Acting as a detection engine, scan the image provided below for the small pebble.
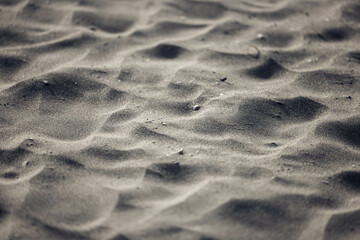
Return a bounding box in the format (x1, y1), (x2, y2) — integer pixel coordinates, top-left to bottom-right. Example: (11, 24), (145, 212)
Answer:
(161, 122), (167, 126)
(220, 77), (227, 82)
(22, 161), (30, 167)
(268, 142), (278, 147)
(307, 58), (318, 63)
(257, 33), (265, 40)
(178, 149), (184, 155)
(193, 105), (201, 111)
(247, 46), (260, 58)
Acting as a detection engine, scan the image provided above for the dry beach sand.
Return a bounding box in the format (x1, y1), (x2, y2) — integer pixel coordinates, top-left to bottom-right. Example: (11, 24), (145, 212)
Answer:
(0, 0), (360, 239)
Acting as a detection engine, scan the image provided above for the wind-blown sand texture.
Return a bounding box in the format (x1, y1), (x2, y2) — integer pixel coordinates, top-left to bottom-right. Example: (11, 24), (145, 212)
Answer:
(0, 0), (360, 239)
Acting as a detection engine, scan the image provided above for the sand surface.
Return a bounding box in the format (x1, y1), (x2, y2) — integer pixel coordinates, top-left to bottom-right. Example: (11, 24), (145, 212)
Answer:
(0, 0), (360, 239)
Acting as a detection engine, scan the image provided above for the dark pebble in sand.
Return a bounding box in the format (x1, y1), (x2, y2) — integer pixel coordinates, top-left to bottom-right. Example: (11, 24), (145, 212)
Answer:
(193, 105), (201, 111)
(267, 142), (278, 147)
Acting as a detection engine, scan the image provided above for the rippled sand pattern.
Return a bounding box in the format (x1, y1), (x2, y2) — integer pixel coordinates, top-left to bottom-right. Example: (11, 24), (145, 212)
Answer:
(0, 0), (360, 239)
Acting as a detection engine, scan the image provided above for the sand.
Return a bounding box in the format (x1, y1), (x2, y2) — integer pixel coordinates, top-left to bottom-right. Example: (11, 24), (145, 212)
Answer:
(0, 0), (359, 239)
